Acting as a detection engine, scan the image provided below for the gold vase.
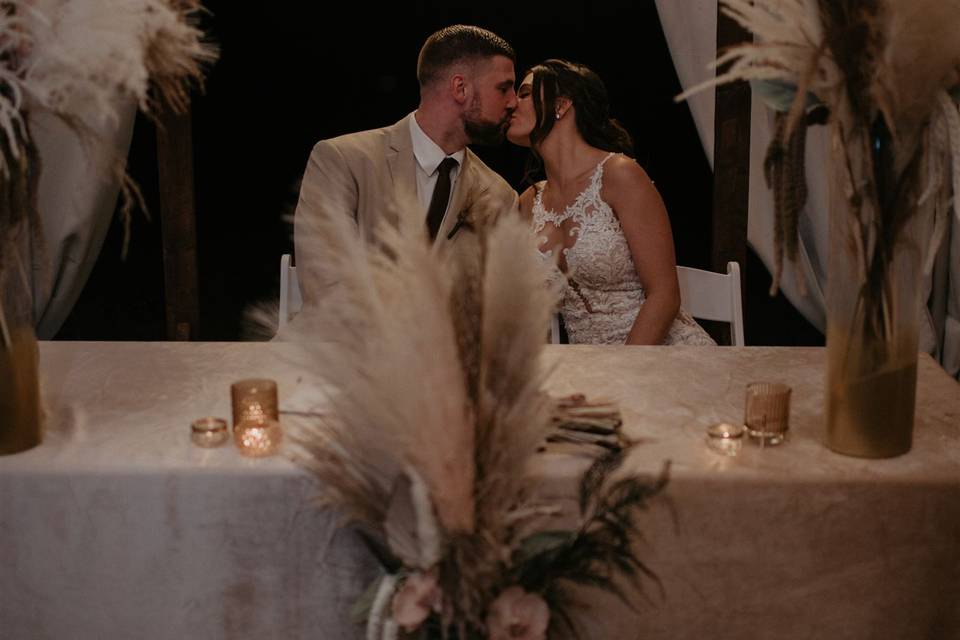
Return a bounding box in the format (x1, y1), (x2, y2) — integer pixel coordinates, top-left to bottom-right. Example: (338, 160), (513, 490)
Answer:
(0, 326), (42, 455)
(824, 121), (933, 458)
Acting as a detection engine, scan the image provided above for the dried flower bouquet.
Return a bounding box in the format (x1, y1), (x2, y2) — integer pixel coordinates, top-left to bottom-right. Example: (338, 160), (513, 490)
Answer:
(0, 0), (215, 454)
(680, 0), (960, 455)
(287, 208), (669, 639)
(683, 0), (960, 365)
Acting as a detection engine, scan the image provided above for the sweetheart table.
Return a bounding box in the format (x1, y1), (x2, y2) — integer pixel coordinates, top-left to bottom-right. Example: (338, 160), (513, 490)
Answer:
(1, 342), (958, 639)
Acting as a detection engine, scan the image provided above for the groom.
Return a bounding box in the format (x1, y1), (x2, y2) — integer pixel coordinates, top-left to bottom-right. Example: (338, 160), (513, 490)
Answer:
(293, 24), (520, 310)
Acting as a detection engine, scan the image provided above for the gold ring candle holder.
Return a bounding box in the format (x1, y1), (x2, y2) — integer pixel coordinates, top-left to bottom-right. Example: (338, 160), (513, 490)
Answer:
(190, 417), (229, 448)
(705, 422), (745, 456)
(234, 418), (283, 457)
(230, 379), (279, 427)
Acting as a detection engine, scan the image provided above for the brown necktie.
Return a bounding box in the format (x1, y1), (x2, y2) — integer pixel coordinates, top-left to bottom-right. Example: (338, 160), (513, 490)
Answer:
(426, 157), (458, 240)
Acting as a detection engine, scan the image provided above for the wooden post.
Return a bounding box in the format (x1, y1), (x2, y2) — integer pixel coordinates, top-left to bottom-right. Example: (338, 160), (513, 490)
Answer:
(156, 99), (199, 341)
(711, 9), (751, 276)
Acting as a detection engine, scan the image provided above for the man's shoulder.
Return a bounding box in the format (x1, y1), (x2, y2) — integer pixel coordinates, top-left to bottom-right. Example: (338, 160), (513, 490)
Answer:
(312, 117), (408, 158)
(463, 148), (514, 197)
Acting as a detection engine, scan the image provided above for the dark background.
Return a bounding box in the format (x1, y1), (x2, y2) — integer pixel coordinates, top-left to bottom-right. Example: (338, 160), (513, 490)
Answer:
(55, 1), (823, 346)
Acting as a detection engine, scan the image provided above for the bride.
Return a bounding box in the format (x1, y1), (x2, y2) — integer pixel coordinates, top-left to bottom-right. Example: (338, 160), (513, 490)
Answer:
(506, 59), (715, 346)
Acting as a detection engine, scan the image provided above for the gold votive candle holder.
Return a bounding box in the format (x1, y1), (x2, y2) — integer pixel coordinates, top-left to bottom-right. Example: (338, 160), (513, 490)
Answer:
(744, 382), (792, 446)
(230, 379), (279, 427)
(234, 418), (283, 457)
(190, 417), (229, 448)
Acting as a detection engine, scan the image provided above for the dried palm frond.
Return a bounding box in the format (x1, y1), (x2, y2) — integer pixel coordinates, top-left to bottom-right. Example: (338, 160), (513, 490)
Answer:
(920, 96), (955, 281)
(675, 0), (837, 109)
(383, 467), (443, 570)
(511, 452), (671, 639)
(764, 110), (808, 295)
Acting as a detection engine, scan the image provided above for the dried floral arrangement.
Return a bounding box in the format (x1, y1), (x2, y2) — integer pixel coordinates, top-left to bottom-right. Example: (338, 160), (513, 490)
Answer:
(680, 0), (960, 372)
(0, 0), (216, 339)
(286, 209), (669, 640)
(0, 0), (216, 452)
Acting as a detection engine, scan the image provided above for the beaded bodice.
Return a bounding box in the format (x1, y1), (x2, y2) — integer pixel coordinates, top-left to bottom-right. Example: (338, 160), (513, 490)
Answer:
(532, 153), (713, 346)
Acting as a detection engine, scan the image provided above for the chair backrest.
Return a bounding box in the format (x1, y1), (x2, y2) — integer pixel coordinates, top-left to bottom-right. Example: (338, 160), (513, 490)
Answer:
(549, 312), (561, 344)
(278, 253), (302, 330)
(676, 261), (744, 346)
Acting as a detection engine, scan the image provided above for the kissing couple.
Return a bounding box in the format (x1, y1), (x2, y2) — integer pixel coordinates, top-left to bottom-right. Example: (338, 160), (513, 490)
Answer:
(292, 24), (713, 346)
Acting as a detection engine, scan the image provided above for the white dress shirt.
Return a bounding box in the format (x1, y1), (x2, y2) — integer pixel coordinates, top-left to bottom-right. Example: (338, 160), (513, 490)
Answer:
(409, 112), (465, 221)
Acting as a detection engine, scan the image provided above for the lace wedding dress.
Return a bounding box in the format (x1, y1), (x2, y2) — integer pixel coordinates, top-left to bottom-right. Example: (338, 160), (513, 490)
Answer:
(533, 153), (715, 346)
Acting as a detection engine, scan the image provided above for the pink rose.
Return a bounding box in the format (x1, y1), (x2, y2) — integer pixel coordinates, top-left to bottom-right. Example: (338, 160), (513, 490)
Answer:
(485, 586), (550, 640)
(391, 570), (441, 632)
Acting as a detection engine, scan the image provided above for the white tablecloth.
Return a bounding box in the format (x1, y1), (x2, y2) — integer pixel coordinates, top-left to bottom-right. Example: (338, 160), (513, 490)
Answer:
(2, 343), (959, 639)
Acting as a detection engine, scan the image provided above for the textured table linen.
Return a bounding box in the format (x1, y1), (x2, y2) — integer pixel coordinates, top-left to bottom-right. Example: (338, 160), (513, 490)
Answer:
(2, 342), (959, 639)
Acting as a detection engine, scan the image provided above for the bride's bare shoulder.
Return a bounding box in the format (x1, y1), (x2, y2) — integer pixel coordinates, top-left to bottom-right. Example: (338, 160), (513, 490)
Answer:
(602, 155), (655, 191)
(601, 155), (666, 215)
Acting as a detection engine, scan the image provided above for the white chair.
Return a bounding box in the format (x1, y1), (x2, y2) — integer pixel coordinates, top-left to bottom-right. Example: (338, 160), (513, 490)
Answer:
(549, 261), (745, 346)
(278, 253), (302, 330)
(677, 261), (744, 346)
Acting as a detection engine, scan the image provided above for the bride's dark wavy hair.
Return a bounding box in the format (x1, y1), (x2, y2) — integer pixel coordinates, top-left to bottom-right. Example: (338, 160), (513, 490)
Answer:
(523, 59), (634, 184)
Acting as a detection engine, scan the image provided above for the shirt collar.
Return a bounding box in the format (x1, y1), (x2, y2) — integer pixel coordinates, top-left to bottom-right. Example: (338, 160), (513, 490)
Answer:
(409, 112), (465, 176)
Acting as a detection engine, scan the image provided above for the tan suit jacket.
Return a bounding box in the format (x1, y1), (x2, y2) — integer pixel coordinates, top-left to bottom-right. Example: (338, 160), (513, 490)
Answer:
(293, 114), (519, 308)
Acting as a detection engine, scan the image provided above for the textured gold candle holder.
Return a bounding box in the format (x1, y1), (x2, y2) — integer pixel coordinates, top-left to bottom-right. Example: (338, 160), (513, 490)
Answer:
(230, 379), (278, 427)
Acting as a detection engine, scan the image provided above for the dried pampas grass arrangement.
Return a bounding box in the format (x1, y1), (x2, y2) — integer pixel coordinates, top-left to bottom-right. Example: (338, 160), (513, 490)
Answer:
(681, 0), (960, 365)
(0, 0), (216, 452)
(286, 207), (669, 639)
(11, 0), (217, 255)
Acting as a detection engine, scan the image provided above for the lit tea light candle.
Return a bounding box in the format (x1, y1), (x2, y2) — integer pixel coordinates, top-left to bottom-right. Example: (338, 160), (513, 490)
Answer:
(705, 422), (745, 457)
(234, 418), (283, 457)
(190, 417), (229, 448)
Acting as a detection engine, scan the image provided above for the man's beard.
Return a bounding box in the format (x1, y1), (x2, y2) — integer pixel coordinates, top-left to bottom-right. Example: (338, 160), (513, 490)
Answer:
(463, 98), (511, 146)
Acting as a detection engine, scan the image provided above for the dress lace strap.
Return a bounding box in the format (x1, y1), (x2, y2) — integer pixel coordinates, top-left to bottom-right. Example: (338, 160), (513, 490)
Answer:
(584, 152), (617, 201)
(598, 151), (617, 167)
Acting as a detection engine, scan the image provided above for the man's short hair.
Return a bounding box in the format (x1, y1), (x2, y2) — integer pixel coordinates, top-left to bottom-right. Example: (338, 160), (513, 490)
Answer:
(416, 25), (515, 89)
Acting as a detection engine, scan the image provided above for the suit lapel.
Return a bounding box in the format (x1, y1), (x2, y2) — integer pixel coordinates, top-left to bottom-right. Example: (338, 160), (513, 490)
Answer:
(438, 150), (490, 243)
(386, 116), (421, 233)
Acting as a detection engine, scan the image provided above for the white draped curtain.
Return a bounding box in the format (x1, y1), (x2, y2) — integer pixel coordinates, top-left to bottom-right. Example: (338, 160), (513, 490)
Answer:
(30, 98), (137, 339)
(654, 0), (960, 378)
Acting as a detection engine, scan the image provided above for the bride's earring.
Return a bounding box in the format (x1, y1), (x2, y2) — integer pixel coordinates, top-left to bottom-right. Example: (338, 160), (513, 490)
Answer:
(555, 112), (561, 120)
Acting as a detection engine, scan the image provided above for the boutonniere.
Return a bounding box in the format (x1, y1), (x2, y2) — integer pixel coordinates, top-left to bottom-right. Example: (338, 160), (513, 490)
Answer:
(445, 200), (476, 240)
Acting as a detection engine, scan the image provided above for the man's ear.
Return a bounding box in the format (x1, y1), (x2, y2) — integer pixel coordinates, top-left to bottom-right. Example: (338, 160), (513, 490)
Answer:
(450, 73), (469, 106)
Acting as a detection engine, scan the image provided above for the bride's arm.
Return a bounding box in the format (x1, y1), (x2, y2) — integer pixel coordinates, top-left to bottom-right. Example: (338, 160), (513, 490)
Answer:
(602, 157), (681, 345)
